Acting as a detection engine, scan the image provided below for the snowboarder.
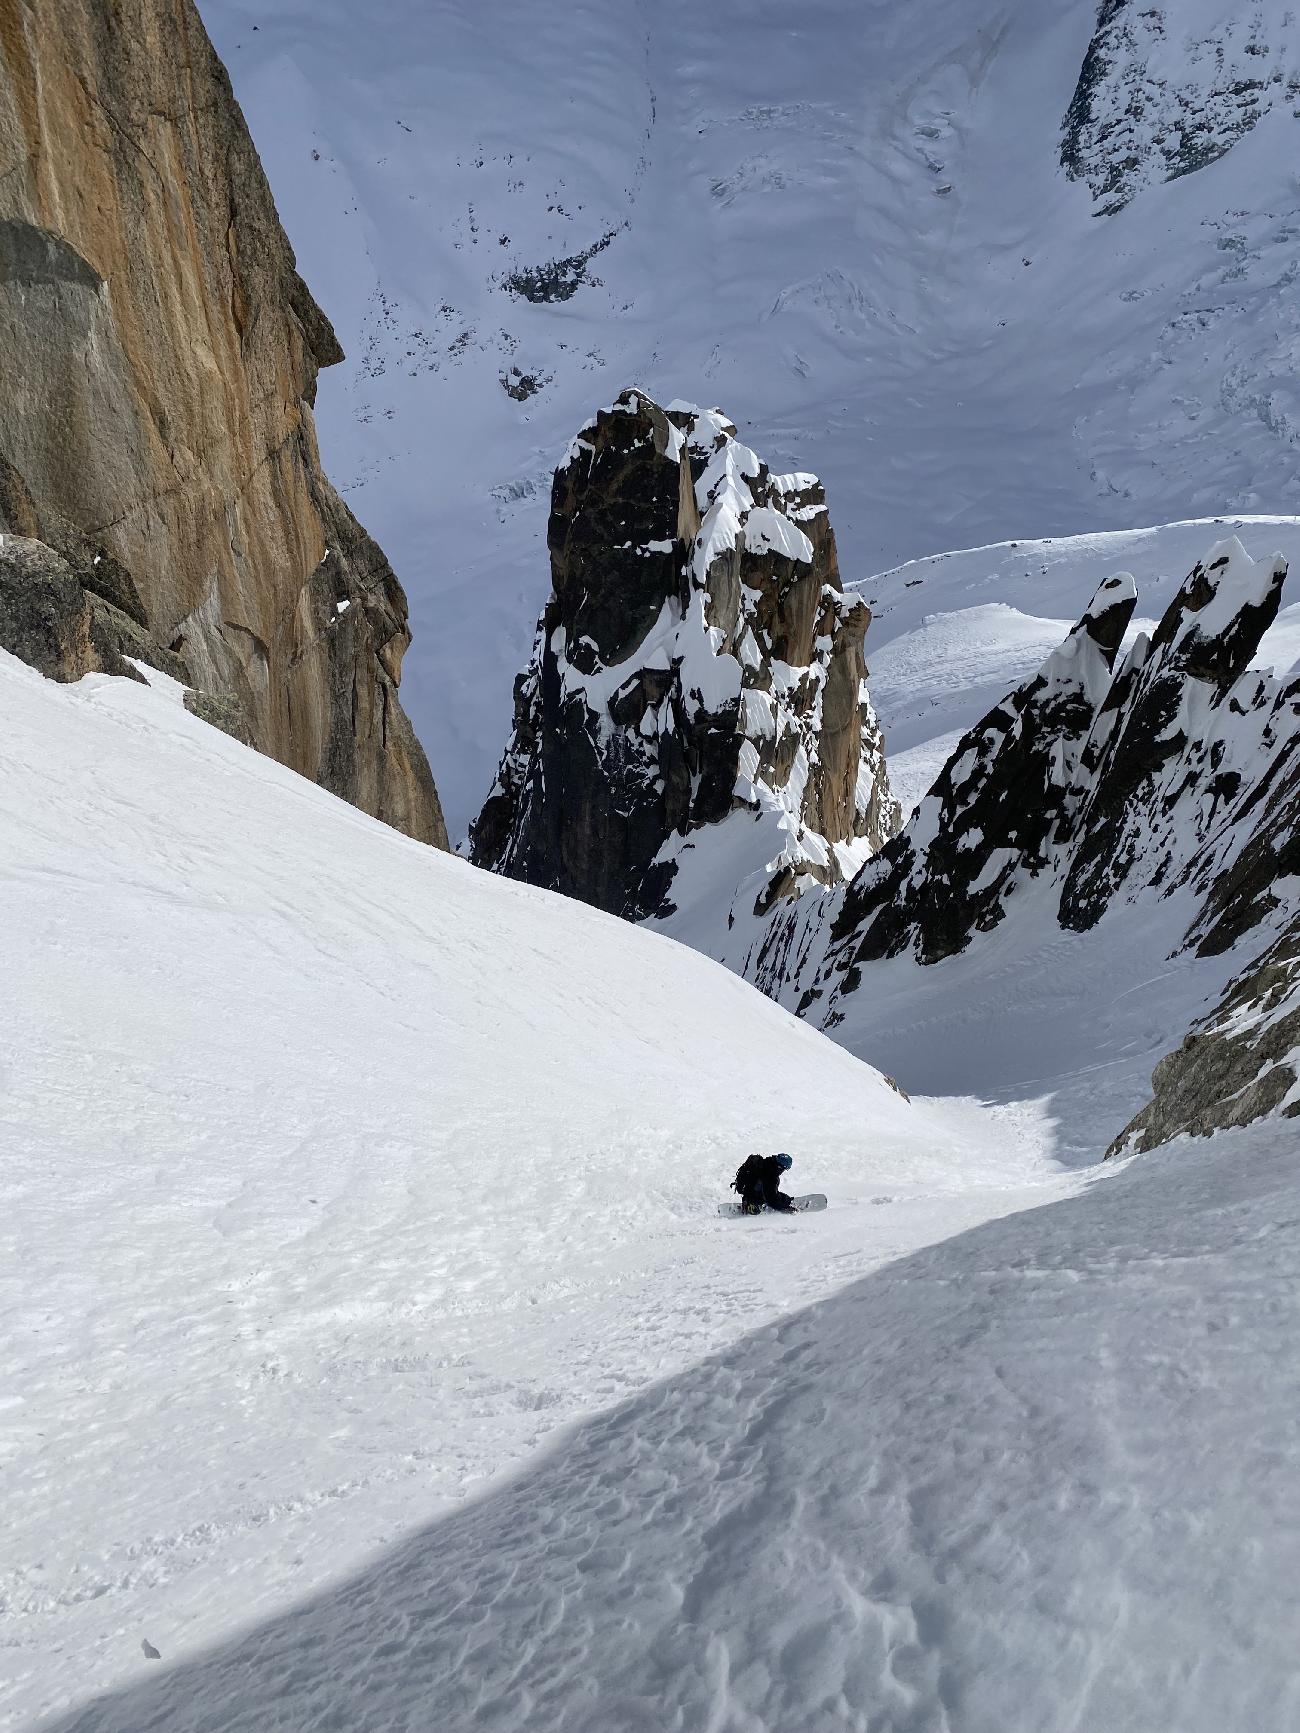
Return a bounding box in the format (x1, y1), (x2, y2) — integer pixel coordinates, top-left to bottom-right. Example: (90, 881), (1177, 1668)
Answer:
(732, 1151), (795, 1215)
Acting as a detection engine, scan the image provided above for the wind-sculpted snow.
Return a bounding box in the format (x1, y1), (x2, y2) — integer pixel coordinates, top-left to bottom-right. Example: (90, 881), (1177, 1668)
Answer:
(470, 389), (898, 933)
(43, 1132), (1300, 1733)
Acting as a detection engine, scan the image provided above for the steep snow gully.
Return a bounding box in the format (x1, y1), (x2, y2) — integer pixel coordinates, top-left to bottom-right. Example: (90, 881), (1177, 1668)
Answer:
(7, 598), (1300, 1730)
(0, 651), (1065, 1729)
(7, 0), (1300, 1726)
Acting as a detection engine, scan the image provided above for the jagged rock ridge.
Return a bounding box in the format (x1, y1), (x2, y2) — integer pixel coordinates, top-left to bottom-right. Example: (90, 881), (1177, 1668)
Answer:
(789, 538), (1285, 1004)
(0, 0), (445, 845)
(470, 389), (899, 927)
(748, 534), (1300, 1152)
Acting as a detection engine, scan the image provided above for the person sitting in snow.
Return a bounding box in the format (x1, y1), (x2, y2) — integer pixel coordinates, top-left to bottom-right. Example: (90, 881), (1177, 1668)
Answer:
(732, 1151), (795, 1214)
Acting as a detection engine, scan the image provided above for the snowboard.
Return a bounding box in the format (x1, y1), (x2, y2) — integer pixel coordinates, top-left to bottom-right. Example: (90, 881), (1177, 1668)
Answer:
(718, 1193), (827, 1217)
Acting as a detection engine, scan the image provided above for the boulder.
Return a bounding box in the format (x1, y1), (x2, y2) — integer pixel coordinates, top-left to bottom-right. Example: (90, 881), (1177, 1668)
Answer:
(1108, 913), (1300, 1156)
(0, 535), (136, 683)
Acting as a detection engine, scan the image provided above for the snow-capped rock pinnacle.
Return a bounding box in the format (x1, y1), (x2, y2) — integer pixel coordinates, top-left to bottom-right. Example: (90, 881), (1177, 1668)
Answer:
(470, 389), (899, 924)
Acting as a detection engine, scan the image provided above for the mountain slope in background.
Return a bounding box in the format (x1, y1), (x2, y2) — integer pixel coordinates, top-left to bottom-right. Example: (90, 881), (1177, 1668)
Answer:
(204, 0), (1300, 833)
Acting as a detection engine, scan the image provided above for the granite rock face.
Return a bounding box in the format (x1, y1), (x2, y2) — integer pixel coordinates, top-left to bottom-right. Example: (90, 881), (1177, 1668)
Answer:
(0, 0), (445, 845)
(470, 390), (898, 929)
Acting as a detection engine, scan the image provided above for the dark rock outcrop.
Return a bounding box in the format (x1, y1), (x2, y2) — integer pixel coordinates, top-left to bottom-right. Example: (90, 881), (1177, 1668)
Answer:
(1060, 541), (1286, 930)
(470, 390), (899, 928)
(812, 571), (1138, 975)
(0, 0), (445, 846)
(0, 535), (134, 683)
(1108, 911), (1300, 1156)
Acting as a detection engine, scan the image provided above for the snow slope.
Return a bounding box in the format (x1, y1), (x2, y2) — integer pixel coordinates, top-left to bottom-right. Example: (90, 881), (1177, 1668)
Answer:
(201, 0), (1300, 835)
(0, 650), (1065, 1728)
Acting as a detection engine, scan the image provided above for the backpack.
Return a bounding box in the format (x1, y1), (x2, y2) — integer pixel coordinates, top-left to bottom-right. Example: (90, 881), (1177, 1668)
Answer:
(732, 1153), (766, 1200)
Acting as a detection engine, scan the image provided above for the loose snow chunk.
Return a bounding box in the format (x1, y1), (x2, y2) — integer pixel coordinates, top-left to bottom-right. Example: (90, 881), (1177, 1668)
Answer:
(695, 441), (763, 516)
(735, 740), (762, 795)
(1082, 570), (1139, 618)
(562, 435), (596, 469)
(744, 507), (814, 564)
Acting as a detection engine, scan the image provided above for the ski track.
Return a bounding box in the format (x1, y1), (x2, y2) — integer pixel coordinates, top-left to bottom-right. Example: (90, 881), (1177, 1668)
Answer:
(38, 1132), (1300, 1733)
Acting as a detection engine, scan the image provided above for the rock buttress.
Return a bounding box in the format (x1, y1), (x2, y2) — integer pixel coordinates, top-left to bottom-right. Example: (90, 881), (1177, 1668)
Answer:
(0, 0), (445, 845)
(470, 389), (898, 927)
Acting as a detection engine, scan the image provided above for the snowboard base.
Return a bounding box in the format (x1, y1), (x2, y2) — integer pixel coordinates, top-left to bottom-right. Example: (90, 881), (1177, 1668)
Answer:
(718, 1192), (827, 1217)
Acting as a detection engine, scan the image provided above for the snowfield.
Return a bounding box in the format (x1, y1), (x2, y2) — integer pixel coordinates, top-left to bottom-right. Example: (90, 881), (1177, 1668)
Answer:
(6, 634), (1300, 1728)
(43, 1132), (1300, 1733)
(0, 651), (1065, 1728)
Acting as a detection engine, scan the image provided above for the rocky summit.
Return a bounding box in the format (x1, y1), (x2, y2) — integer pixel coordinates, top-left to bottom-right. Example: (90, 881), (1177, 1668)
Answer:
(470, 389), (898, 930)
(0, 0), (445, 846)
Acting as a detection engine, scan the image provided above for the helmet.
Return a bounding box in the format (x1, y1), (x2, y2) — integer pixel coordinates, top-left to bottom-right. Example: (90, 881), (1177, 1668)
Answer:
(775, 1152), (793, 1171)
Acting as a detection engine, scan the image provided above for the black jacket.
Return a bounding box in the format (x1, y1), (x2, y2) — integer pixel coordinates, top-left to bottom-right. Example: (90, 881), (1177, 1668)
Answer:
(737, 1154), (794, 1212)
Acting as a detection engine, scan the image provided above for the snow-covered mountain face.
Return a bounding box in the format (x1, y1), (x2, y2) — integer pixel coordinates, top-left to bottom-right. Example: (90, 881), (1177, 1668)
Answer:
(1063, 0), (1300, 212)
(202, 0), (1300, 836)
(470, 389), (897, 928)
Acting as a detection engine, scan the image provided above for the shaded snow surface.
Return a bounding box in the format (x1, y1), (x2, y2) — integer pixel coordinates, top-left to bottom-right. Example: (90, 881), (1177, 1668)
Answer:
(39, 1127), (1300, 1733)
